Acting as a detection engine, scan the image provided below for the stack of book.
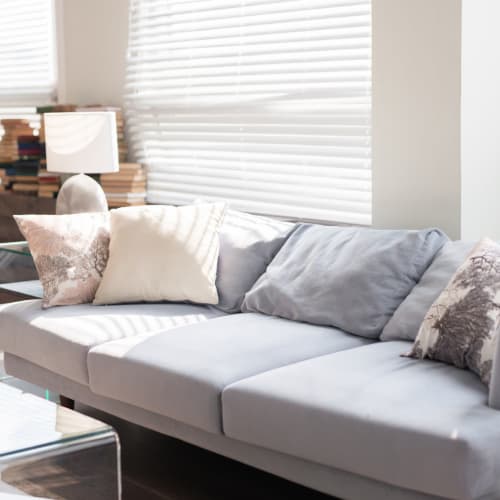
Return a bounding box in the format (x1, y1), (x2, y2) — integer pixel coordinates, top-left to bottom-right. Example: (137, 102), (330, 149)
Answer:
(10, 135), (41, 195)
(38, 165), (61, 198)
(100, 163), (146, 208)
(76, 106), (128, 162)
(0, 119), (34, 164)
(17, 135), (41, 160)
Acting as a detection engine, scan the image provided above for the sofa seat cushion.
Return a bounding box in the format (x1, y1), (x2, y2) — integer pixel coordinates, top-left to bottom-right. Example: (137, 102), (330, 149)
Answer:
(0, 300), (222, 385)
(87, 313), (372, 434)
(222, 341), (500, 500)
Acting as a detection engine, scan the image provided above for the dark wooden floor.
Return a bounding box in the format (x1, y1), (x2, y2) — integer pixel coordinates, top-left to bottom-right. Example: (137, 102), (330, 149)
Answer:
(78, 403), (334, 500)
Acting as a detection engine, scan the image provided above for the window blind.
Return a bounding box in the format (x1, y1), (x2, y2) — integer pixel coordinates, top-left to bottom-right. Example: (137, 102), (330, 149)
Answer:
(126, 0), (372, 224)
(0, 0), (56, 105)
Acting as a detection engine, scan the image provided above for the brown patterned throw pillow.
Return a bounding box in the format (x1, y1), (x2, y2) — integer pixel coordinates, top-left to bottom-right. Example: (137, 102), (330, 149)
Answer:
(407, 238), (500, 386)
(15, 213), (110, 308)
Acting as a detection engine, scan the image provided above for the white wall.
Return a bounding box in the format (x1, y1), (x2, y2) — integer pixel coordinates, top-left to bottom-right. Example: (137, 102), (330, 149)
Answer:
(56, 0), (129, 106)
(372, 0), (462, 239)
(460, 0), (500, 240)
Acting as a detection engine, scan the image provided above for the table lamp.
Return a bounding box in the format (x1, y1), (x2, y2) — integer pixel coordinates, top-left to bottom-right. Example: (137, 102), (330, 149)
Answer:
(44, 112), (119, 214)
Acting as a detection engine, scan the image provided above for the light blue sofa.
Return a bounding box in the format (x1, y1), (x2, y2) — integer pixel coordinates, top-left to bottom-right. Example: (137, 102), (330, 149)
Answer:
(1, 217), (500, 500)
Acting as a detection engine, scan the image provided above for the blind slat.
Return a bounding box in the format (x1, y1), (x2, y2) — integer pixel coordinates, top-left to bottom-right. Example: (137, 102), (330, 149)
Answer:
(149, 190), (370, 225)
(148, 172), (371, 200)
(126, 0), (372, 224)
(145, 156), (371, 177)
(148, 165), (371, 188)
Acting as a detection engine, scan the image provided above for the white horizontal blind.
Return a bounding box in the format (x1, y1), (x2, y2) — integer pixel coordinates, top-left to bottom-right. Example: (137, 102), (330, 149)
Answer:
(0, 0), (57, 105)
(126, 0), (372, 224)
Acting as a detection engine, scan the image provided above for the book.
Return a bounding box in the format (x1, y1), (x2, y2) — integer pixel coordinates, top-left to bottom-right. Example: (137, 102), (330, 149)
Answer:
(11, 165), (39, 177)
(101, 184), (146, 194)
(118, 162), (142, 171)
(102, 184), (146, 193)
(38, 184), (59, 191)
(9, 175), (40, 183)
(12, 183), (39, 192)
(39, 177), (60, 184)
(1, 119), (30, 126)
(14, 159), (39, 167)
(36, 104), (77, 114)
(17, 135), (39, 143)
(38, 168), (61, 185)
(101, 173), (146, 183)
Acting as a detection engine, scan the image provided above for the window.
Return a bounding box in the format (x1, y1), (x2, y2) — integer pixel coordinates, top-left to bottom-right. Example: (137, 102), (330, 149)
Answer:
(126, 0), (371, 224)
(0, 0), (57, 133)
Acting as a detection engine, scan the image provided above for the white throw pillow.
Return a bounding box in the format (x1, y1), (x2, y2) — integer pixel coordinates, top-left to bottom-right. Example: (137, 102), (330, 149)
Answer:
(93, 203), (226, 305)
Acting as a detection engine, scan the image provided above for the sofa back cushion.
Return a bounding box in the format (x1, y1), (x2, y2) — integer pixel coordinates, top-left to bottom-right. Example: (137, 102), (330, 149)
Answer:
(242, 224), (448, 338)
(215, 210), (294, 312)
(381, 240), (474, 342)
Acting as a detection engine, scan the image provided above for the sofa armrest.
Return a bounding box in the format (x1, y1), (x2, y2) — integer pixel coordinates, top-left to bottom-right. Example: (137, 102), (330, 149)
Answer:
(489, 336), (500, 409)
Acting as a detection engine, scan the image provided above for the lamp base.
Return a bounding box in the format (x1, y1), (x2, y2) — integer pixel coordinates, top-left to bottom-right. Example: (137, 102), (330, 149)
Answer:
(56, 174), (108, 215)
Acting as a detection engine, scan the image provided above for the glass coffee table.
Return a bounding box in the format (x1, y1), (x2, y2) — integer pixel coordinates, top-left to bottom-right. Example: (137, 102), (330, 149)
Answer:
(0, 241), (42, 304)
(0, 242), (30, 257)
(0, 382), (121, 499)
(0, 241), (37, 285)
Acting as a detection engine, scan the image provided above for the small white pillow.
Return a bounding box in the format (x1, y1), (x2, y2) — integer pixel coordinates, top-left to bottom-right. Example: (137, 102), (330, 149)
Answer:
(93, 203), (226, 305)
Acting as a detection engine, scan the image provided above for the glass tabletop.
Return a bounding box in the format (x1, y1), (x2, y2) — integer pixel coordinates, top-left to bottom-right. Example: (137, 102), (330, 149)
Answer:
(0, 241), (30, 257)
(0, 382), (113, 459)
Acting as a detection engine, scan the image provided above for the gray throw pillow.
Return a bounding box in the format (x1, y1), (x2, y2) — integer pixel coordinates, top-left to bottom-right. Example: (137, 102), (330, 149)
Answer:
(381, 240), (475, 342)
(215, 210), (295, 313)
(242, 224), (448, 339)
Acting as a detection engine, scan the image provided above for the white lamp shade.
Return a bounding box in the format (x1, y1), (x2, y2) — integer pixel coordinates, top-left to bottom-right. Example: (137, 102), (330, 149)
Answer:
(45, 112), (119, 174)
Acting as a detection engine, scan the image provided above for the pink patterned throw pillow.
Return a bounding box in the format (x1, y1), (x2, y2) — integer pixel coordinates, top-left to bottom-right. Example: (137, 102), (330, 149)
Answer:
(14, 212), (110, 308)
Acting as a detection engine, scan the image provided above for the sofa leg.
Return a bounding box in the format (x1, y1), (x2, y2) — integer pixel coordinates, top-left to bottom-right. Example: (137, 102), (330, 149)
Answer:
(60, 395), (75, 410)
